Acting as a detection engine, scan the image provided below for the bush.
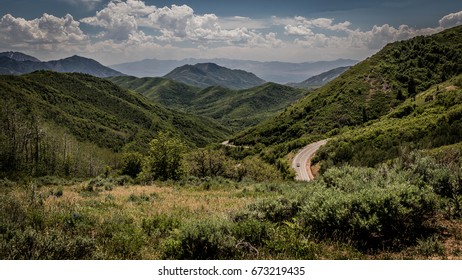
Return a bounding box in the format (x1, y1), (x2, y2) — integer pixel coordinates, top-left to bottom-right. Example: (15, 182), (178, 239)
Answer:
(120, 152), (143, 178)
(161, 219), (237, 259)
(0, 227), (95, 260)
(299, 182), (438, 249)
(236, 197), (301, 223)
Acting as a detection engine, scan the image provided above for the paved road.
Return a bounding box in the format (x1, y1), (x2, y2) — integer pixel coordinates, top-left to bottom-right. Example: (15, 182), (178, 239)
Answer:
(292, 139), (328, 181)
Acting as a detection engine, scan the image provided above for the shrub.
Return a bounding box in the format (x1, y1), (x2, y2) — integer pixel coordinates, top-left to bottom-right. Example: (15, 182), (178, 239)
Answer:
(139, 132), (186, 182)
(299, 182), (438, 249)
(120, 152), (143, 178)
(237, 197), (301, 223)
(161, 219), (237, 259)
(141, 214), (181, 238)
(0, 227), (95, 260)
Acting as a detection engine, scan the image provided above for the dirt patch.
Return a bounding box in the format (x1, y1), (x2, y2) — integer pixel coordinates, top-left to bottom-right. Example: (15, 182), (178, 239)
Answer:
(311, 162), (321, 179)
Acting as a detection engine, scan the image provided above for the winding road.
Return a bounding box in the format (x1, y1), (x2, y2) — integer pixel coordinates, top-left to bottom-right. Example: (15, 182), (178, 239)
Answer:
(292, 139), (328, 181)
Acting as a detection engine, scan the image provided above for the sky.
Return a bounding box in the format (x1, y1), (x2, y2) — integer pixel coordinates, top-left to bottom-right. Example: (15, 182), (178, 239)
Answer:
(1, 0), (462, 65)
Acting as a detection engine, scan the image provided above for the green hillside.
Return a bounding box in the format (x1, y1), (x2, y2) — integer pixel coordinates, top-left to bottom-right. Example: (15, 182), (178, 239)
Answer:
(315, 74), (462, 169)
(231, 25), (462, 160)
(108, 76), (199, 110)
(0, 71), (230, 177)
(109, 76), (306, 132)
(193, 83), (306, 130)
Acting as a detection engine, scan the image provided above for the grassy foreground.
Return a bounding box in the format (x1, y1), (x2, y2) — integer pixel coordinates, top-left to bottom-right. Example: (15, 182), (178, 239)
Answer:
(2, 150), (462, 260)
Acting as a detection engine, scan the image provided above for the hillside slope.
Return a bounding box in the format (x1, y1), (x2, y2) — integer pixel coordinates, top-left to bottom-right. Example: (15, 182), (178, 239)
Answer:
(315, 74), (462, 169)
(0, 71), (230, 151)
(109, 76), (306, 131)
(231, 25), (462, 160)
(108, 76), (199, 110)
(163, 63), (266, 89)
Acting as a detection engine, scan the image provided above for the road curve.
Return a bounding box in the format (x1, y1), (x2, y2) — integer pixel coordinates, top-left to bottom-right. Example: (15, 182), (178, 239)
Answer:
(292, 139), (328, 181)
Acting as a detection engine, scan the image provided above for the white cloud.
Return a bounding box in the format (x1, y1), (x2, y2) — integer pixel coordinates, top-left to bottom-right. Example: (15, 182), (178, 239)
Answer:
(285, 14), (442, 51)
(439, 11), (462, 28)
(80, 1), (281, 47)
(0, 13), (87, 49)
(81, 0), (155, 41)
(285, 24), (314, 36)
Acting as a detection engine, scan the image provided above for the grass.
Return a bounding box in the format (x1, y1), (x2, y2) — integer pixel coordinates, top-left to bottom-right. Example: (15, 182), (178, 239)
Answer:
(2, 164), (462, 260)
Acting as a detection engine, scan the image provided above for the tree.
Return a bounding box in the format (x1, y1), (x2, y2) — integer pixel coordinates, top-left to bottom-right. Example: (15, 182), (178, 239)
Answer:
(407, 77), (417, 97)
(120, 152), (143, 178)
(186, 148), (227, 178)
(140, 132), (186, 181)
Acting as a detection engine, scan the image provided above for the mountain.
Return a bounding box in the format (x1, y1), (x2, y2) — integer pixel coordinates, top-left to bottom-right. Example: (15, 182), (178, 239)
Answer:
(44, 55), (125, 77)
(110, 58), (357, 83)
(288, 66), (350, 89)
(0, 51), (41, 62)
(231, 25), (462, 162)
(0, 52), (124, 77)
(163, 63), (266, 89)
(109, 76), (306, 131)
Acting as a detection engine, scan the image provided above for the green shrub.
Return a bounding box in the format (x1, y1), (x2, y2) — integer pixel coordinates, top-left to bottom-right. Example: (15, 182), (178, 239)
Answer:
(0, 227), (95, 259)
(299, 182), (438, 249)
(141, 214), (181, 238)
(120, 152), (143, 178)
(237, 197), (301, 223)
(161, 219), (237, 259)
(96, 214), (145, 259)
(264, 223), (322, 259)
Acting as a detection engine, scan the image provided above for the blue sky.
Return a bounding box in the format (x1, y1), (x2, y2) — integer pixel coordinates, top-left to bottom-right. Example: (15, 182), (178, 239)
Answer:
(1, 0), (461, 64)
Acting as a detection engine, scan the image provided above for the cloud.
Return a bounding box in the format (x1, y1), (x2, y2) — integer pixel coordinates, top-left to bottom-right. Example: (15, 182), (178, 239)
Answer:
(439, 11), (462, 28)
(285, 15), (442, 50)
(0, 13), (87, 49)
(80, 0), (282, 48)
(80, 0), (155, 41)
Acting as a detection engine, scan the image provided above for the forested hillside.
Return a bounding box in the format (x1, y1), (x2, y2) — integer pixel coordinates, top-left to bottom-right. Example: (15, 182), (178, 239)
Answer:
(232, 25), (462, 162)
(0, 71), (230, 178)
(110, 76), (306, 132)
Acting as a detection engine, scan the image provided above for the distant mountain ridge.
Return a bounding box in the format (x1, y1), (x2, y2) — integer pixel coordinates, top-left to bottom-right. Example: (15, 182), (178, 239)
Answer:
(0, 51), (41, 62)
(163, 62), (266, 89)
(288, 66), (351, 89)
(111, 58), (357, 83)
(0, 52), (124, 78)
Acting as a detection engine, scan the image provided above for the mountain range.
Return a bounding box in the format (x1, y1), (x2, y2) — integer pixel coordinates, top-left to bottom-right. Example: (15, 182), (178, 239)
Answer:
(0, 52), (124, 77)
(111, 58), (357, 83)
